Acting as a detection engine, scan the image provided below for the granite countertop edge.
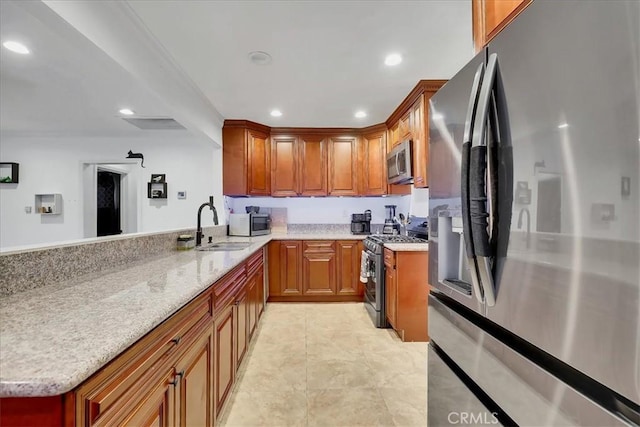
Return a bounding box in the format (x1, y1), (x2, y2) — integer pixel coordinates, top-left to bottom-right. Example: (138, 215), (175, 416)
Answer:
(0, 233), (369, 397)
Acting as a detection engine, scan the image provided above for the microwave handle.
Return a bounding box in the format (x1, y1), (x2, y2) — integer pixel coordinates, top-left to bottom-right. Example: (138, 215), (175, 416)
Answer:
(395, 155), (401, 175)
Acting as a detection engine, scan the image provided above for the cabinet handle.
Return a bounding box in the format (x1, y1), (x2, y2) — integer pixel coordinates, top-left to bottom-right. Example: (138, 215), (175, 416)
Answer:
(234, 301), (240, 306)
(169, 371), (184, 387)
(171, 336), (182, 346)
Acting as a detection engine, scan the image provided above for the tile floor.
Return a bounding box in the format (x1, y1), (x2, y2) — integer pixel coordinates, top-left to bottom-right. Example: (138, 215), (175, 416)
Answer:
(218, 302), (428, 427)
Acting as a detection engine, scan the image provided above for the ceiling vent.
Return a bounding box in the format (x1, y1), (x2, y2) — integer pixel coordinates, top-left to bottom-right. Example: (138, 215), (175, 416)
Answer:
(122, 117), (186, 130)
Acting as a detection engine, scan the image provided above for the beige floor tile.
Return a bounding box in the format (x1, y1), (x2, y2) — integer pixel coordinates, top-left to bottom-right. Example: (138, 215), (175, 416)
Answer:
(235, 350), (307, 392)
(307, 357), (378, 389)
(219, 390), (307, 427)
(250, 332), (307, 354)
(307, 388), (395, 427)
(379, 387), (428, 427)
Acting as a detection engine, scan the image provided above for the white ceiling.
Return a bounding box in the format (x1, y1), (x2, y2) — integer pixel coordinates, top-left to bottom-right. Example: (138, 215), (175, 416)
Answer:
(1, 1), (473, 137)
(126, 0), (474, 128)
(0, 1), (183, 137)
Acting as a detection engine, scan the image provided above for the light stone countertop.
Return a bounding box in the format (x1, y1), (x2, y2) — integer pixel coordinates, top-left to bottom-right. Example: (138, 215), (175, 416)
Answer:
(0, 233), (372, 398)
(384, 243), (429, 252)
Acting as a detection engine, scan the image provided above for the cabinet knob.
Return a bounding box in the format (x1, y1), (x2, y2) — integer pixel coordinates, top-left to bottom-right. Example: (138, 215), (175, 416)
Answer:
(169, 371), (184, 387)
(171, 336), (181, 346)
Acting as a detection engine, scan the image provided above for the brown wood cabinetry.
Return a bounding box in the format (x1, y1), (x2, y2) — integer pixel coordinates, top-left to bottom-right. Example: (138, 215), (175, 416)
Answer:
(360, 129), (386, 196)
(328, 136), (358, 196)
(302, 241), (336, 295)
(411, 95), (428, 188)
(473, 0), (531, 51)
(398, 110), (412, 141)
(271, 135), (298, 197)
(299, 135), (328, 196)
(336, 240), (363, 296)
(268, 240), (363, 302)
(384, 248), (429, 342)
(223, 121), (271, 196)
(1, 248), (268, 427)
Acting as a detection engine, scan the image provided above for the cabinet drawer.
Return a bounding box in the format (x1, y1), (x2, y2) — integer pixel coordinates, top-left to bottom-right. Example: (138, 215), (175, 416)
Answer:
(384, 248), (395, 266)
(76, 291), (212, 426)
(303, 241), (335, 252)
(213, 264), (247, 311)
(246, 249), (264, 277)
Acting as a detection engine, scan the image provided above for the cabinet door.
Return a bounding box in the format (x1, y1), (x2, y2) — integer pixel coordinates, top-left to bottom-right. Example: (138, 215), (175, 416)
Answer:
(299, 135), (328, 196)
(398, 111), (412, 141)
(328, 136), (358, 196)
(175, 323), (214, 427)
(336, 241), (362, 296)
(247, 274), (258, 340)
(302, 246), (336, 296)
(118, 368), (177, 427)
(279, 241), (303, 296)
(247, 130), (270, 196)
(214, 305), (234, 416)
(411, 95), (428, 188)
(388, 122), (400, 149)
(256, 267), (265, 319)
(235, 289), (249, 370)
(385, 261), (397, 328)
(271, 135), (299, 196)
(473, 0), (531, 51)
(360, 131), (387, 196)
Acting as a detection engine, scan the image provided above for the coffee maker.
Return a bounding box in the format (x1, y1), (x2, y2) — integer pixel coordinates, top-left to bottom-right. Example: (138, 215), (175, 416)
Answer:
(350, 210), (372, 235)
(382, 205), (400, 235)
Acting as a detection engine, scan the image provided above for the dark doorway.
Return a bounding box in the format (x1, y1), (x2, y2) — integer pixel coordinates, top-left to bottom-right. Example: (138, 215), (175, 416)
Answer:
(97, 171), (122, 237)
(536, 176), (562, 233)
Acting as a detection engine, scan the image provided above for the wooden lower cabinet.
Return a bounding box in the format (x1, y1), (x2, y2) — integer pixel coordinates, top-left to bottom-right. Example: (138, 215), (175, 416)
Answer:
(0, 248), (269, 427)
(384, 248), (429, 342)
(214, 304), (235, 418)
(269, 240), (363, 302)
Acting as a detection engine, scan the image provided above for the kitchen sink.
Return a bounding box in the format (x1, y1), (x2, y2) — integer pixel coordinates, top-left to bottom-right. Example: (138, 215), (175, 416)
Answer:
(196, 242), (253, 251)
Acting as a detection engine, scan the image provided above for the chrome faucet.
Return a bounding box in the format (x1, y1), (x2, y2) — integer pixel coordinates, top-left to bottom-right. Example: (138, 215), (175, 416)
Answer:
(517, 207), (531, 249)
(196, 196), (219, 246)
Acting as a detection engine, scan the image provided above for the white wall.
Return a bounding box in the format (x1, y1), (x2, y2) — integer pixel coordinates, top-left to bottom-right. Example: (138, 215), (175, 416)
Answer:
(230, 195), (411, 224)
(0, 134), (222, 249)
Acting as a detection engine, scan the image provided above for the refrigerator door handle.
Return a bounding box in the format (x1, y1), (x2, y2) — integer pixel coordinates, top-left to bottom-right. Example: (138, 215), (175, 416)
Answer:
(469, 53), (500, 307)
(461, 62), (486, 303)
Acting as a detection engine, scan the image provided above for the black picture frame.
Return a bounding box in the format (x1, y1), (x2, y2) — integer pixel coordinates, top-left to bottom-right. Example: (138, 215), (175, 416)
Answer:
(151, 174), (166, 183)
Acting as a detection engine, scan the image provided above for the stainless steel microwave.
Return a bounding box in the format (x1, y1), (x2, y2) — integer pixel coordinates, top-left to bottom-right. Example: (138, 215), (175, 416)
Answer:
(228, 213), (271, 236)
(387, 139), (413, 184)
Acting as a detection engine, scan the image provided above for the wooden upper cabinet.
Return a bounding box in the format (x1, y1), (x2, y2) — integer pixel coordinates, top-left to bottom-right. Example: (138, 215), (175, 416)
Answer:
(271, 135), (299, 197)
(473, 0), (531, 51)
(299, 135), (328, 196)
(247, 130), (271, 196)
(222, 121), (271, 196)
(328, 136), (358, 196)
(360, 130), (387, 196)
(388, 122), (400, 149)
(411, 95), (427, 188)
(398, 111), (412, 141)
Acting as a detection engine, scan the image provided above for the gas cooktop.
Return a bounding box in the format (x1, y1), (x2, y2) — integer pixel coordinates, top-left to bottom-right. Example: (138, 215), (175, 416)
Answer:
(367, 235), (428, 244)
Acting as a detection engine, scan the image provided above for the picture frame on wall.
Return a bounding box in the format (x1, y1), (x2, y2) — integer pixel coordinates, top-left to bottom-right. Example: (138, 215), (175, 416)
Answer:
(151, 174), (166, 183)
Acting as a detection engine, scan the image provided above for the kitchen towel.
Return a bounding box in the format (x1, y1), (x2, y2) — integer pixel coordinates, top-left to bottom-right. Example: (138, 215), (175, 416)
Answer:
(359, 251), (369, 283)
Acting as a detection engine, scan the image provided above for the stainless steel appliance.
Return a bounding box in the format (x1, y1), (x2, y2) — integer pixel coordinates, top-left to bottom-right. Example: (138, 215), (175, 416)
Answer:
(228, 213), (271, 236)
(351, 210), (372, 235)
(386, 139), (412, 184)
(428, 1), (639, 425)
(406, 216), (428, 240)
(363, 234), (428, 328)
(382, 205), (400, 235)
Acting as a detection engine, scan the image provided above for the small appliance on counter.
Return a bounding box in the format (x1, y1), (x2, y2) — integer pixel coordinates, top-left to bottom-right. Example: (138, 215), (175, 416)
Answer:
(350, 209), (372, 235)
(228, 207), (271, 236)
(406, 216), (428, 240)
(382, 205), (400, 235)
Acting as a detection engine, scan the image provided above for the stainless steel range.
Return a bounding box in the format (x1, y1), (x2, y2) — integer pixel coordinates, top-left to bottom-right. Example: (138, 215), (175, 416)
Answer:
(363, 234), (428, 327)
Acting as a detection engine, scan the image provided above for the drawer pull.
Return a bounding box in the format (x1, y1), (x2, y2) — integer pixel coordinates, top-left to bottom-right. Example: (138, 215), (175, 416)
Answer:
(171, 336), (182, 346)
(169, 371), (184, 387)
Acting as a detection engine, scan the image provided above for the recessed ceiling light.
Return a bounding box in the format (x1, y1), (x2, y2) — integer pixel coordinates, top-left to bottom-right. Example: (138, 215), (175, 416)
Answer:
(2, 41), (30, 55)
(248, 51), (272, 65)
(270, 109), (282, 117)
(558, 123), (569, 129)
(384, 53), (402, 66)
(119, 108), (135, 115)
(355, 111), (367, 118)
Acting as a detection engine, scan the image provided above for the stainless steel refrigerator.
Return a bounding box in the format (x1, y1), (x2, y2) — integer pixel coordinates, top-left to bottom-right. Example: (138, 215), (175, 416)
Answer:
(428, 1), (639, 425)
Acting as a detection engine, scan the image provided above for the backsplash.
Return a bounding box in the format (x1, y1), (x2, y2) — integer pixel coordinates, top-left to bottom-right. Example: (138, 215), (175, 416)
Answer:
(0, 226), (226, 297)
